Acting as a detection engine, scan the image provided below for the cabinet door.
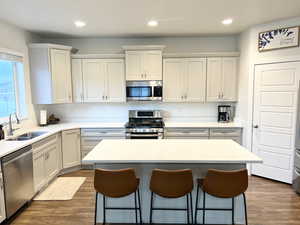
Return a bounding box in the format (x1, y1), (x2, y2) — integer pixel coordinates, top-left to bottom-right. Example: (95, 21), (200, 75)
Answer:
(143, 51), (162, 80)
(62, 129), (81, 169)
(186, 58), (207, 102)
(106, 60), (126, 102)
(222, 57), (237, 101)
(125, 51), (143, 80)
(71, 59), (83, 103)
(45, 144), (59, 182)
(82, 59), (106, 102)
(0, 173), (6, 223)
(163, 59), (185, 102)
(50, 49), (72, 103)
(206, 58), (223, 102)
(33, 150), (46, 192)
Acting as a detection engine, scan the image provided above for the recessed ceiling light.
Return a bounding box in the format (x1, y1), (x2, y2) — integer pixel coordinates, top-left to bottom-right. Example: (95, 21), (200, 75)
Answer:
(222, 18), (233, 25)
(74, 20), (86, 28)
(147, 20), (158, 27)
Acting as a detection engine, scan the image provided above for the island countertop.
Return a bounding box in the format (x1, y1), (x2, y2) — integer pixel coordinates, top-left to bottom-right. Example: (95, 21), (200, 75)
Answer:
(83, 139), (262, 164)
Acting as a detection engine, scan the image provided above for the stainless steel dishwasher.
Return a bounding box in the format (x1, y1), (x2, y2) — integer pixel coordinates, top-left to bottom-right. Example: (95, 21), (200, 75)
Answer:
(2, 145), (34, 218)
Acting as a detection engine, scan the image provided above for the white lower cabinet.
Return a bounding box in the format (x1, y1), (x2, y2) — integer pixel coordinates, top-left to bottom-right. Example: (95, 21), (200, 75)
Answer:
(209, 128), (242, 144)
(32, 134), (61, 192)
(81, 128), (125, 164)
(62, 129), (81, 169)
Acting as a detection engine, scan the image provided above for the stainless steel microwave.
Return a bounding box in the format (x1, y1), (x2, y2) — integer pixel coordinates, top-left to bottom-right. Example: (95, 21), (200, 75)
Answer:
(126, 81), (163, 101)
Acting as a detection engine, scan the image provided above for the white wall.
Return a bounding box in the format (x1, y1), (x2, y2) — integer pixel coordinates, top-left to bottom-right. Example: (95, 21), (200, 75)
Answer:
(37, 35), (238, 123)
(41, 36), (238, 54)
(0, 20), (40, 128)
(237, 17), (300, 150)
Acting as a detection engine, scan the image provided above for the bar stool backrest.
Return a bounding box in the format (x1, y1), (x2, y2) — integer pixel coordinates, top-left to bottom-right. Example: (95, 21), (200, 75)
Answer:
(150, 169), (193, 198)
(94, 168), (139, 198)
(203, 168), (248, 198)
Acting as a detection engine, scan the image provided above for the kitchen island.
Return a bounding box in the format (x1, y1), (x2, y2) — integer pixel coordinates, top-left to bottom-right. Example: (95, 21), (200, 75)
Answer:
(83, 139), (262, 224)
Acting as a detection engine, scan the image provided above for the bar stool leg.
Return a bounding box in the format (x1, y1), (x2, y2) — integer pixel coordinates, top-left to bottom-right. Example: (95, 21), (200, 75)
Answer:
(150, 192), (154, 225)
(194, 184), (199, 224)
(242, 193), (248, 225)
(134, 192), (138, 224)
(94, 193), (98, 225)
(190, 193), (193, 225)
(103, 195), (106, 225)
(186, 194), (190, 224)
(232, 197), (235, 225)
(203, 192), (206, 225)
(137, 189), (142, 224)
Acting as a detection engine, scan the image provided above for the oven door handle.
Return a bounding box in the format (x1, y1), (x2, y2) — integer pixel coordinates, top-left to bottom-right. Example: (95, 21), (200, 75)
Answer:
(129, 134), (159, 137)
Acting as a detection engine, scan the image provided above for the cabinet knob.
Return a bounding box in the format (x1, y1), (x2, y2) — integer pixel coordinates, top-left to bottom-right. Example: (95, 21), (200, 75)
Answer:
(253, 125), (259, 129)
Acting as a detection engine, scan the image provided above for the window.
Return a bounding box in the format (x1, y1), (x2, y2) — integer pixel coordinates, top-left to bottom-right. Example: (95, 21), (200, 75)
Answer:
(0, 51), (27, 121)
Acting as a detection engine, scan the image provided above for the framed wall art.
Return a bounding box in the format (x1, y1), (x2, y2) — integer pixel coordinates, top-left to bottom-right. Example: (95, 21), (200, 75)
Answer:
(258, 26), (299, 52)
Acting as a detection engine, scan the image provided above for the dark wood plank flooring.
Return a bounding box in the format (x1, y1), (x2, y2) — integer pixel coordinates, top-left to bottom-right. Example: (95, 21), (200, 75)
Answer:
(9, 170), (300, 225)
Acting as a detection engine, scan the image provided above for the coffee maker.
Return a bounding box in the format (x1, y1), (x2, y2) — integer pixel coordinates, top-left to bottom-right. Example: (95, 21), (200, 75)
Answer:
(218, 105), (233, 122)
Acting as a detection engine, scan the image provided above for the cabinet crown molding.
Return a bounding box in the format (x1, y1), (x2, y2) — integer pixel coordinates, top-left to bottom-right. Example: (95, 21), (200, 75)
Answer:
(163, 52), (240, 58)
(72, 53), (125, 59)
(29, 43), (72, 50)
(122, 45), (166, 51)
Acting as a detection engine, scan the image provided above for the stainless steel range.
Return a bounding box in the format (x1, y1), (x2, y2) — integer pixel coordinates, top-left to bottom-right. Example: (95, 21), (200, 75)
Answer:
(125, 110), (164, 139)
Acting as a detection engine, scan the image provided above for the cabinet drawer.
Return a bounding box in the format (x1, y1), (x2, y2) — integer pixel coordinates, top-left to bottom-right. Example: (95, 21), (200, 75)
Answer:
(32, 135), (57, 154)
(81, 128), (125, 137)
(81, 137), (102, 147)
(165, 128), (209, 137)
(209, 128), (241, 137)
(165, 136), (209, 140)
(209, 136), (242, 144)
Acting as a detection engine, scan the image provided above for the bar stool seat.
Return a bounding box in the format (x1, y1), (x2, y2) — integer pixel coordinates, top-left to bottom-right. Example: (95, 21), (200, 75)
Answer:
(94, 168), (142, 225)
(149, 169), (194, 224)
(194, 168), (248, 225)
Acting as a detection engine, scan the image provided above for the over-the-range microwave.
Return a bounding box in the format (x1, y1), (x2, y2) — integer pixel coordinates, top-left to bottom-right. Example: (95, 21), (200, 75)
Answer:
(126, 80), (162, 101)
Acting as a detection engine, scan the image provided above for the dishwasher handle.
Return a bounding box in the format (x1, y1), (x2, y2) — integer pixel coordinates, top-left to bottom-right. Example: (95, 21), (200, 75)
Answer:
(2, 145), (32, 164)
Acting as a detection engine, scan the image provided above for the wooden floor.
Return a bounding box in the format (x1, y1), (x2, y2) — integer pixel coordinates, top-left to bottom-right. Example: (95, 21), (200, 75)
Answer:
(9, 170), (300, 225)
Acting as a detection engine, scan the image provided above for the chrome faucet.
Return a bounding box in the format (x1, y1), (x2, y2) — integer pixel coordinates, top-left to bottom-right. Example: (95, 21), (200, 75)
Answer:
(8, 113), (20, 136)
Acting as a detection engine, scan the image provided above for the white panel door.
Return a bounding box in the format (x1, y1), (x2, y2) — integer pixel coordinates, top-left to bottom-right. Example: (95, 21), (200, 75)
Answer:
(44, 144), (59, 182)
(106, 60), (125, 102)
(186, 58), (207, 102)
(50, 49), (72, 103)
(82, 59), (106, 102)
(206, 58), (222, 102)
(33, 150), (46, 192)
(163, 59), (185, 102)
(125, 51), (143, 80)
(71, 59), (83, 103)
(62, 129), (81, 169)
(252, 62), (300, 183)
(143, 51), (162, 80)
(222, 57), (237, 101)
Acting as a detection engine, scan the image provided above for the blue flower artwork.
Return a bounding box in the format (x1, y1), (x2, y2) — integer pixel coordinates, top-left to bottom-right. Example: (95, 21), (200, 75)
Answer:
(258, 26), (299, 52)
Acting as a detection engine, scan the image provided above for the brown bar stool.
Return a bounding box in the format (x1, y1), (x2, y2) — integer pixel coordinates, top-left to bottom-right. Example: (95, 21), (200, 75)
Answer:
(149, 169), (194, 224)
(194, 168), (248, 225)
(94, 168), (142, 225)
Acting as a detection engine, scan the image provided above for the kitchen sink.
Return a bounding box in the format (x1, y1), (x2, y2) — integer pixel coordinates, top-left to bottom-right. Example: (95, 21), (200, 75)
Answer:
(7, 131), (48, 141)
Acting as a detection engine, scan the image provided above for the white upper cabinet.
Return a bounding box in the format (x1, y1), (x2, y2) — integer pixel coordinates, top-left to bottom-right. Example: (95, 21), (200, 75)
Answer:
(206, 57), (238, 102)
(124, 46), (164, 81)
(71, 59), (84, 103)
(72, 58), (125, 103)
(29, 44), (73, 104)
(163, 58), (206, 102)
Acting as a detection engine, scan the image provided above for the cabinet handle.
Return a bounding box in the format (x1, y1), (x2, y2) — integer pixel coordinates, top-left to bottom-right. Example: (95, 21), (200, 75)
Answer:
(221, 92), (224, 99)
(102, 96), (104, 100)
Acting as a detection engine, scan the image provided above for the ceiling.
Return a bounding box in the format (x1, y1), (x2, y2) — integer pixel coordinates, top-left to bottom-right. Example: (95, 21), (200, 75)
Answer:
(1, 0), (300, 37)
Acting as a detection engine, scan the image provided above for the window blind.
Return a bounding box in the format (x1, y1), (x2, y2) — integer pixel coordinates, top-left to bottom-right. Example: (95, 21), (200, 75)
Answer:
(0, 51), (23, 62)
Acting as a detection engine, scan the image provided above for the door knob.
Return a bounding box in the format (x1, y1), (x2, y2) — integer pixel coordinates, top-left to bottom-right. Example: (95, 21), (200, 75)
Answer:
(253, 125), (259, 128)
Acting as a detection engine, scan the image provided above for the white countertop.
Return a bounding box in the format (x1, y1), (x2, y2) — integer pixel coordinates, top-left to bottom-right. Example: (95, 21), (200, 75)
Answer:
(0, 121), (243, 159)
(82, 139), (262, 164)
